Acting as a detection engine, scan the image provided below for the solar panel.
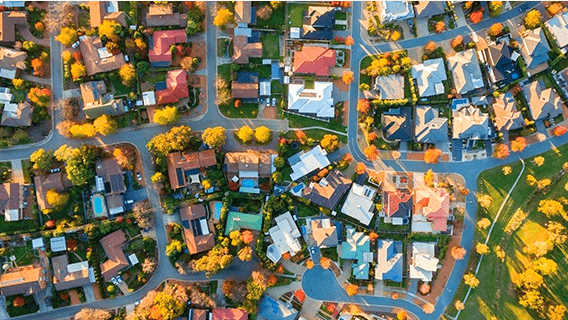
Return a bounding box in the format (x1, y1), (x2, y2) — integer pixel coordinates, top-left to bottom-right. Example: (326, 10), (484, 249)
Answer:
(110, 174), (124, 192)
(176, 168), (184, 187)
(191, 219), (203, 236)
(181, 220), (190, 229)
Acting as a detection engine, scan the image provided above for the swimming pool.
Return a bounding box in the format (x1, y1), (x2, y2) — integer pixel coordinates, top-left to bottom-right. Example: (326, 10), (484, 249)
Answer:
(92, 194), (107, 218)
(241, 179), (256, 188)
(214, 202), (222, 220)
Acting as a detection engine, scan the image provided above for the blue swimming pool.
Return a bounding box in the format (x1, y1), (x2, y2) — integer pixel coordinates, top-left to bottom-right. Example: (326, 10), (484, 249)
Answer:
(214, 202), (222, 220)
(93, 196), (104, 215)
(241, 179), (256, 188)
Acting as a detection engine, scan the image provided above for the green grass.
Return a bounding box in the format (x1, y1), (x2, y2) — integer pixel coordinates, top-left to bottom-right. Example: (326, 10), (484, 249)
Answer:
(21, 159), (31, 184)
(6, 295), (38, 317)
(289, 3), (308, 28)
(262, 34), (280, 60)
(255, 4), (285, 29)
(320, 247), (339, 262)
(144, 73), (167, 85)
(219, 102), (258, 118)
(217, 38), (231, 57)
(218, 64), (232, 81)
(450, 142), (568, 320)
(297, 202), (321, 217)
(285, 113), (347, 133)
(110, 77), (132, 96)
(335, 11), (347, 20)
(0, 216), (39, 236)
(11, 88), (26, 103)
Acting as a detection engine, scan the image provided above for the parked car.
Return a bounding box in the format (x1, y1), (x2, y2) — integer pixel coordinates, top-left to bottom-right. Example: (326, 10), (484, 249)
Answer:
(50, 168), (61, 173)
(136, 172), (142, 181)
(116, 275), (123, 283)
(272, 97), (277, 106)
(265, 99), (270, 107)
(124, 199), (134, 205)
(135, 300), (140, 306)
(111, 277), (119, 285)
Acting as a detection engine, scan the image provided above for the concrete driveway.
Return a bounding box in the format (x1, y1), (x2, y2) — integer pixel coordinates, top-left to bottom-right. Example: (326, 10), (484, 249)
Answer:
(123, 170), (148, 211)
(82, 284), (96, 303)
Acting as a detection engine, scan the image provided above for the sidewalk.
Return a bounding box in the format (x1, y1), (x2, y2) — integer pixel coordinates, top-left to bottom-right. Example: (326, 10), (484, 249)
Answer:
(281, 259), (307, 276)
(265, 281), (302, 300)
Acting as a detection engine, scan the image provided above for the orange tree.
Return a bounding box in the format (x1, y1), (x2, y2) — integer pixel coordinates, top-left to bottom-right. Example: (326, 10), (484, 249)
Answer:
(363, 145), (379, 160)
(511, 137), (527, 152)
(493, 143), (509, 159)
(346, 284), (358, 296)
(424, 148), (442, 163)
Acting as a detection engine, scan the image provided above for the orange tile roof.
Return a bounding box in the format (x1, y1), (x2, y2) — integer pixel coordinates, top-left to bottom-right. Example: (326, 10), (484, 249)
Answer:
(0, 266), (46, 296)
(293, 46), (336, 76)
(212, 309), (248, 320)
(166, 149), (218, 190)
(156, 69), (189, 105)
(179, 204), (215, 254)
(149, 30), (187, 64)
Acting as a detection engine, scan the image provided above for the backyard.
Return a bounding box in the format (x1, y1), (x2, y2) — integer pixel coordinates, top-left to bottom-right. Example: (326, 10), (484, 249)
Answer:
(262, 34), (280, 60)
(288, 3), (308, 28)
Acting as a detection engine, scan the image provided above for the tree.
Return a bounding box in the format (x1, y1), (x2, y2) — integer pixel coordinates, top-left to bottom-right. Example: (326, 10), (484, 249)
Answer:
(451, 246), (467, 260)
(488, 23), (503, 37)
(342, 71), (354, 84)
(424, 41), (437, 53)
(435, 21), (445, 33)
(306, 260), (314, 269)
(213, 8), (233, 27)
(526, 174), (537, 186)
(191, 245), (234, 277)
(547, 304), (567, 320)
(229, 230), (243, 247)
(357, 99), (371, 114)
(237, 246), (253, 261)
(511, 137), (527, 152)
(363, 145), (379, 160)
(28, 87), (51, 107)
(273, 157), (285, 169)
(518, 290), (544, 311)
(470, 10), (483, 23)
(391, 30), (402, 41)
(113, 148), (134, 170)
(344, 36), (354, 46)
(13, 296), (25, 307)
(397, 309), (408, 320)
(547, 221), (568, 246)
(524, 9), (541, 29)
(30, 148), (54, 172)
(451, 35), (463, 49)
(166, 240), (184, 257)
(516, 268), (543, 290)
(463, 273), (479, 288)
(477, 218), (491, 229)
(553, 126), (567, 136)
(202, 126), (226, 148)
(256, 5), (272, 19)
(93, 115), (117, 136)
(237, 125), (255, 144)
(455, 300), (465, 311)
(46, 189), (69, 209)
(532, 257), (558, 276)
(476, 242), (490, 255)
(534, 156), (545, 166)
(74, 308), (112, 320)
(320, 134), (339, 153)
(272, 171), (283, 184)
(346, 284), (358, 296)
(419, 283), (430, 295)
(119, 63), (136, 86)
(538, 199), (566, 219)
(523, 241), (552, 257)
(133, 200), (153, 229)
(255, 126), (272, 144)
(424, 148), (442, 163)
(31, 58), (45, 77)
(154, 106), (180, 125)
(222, 281), (247, 304)
(320, 257), (331, 269)
(98, 19), (121, 41)
(56, 27), (78, 46)
(69, 123), (97, 138)
(537, 179), (551, 190)
(493, 143), (509, 159)
(478, 194), (493, 209)
(240, 230), (253, 244)
(422, 303), (435, 314)
(355, 162), (367, 175)
(502, 166), (513, 175)
(12, 78), (25, 90)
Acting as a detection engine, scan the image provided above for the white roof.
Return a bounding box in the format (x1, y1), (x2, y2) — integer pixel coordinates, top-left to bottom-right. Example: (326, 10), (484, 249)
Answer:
(109, 206), (124, 215)
(290, 27), (301, 39)
(239, 171), (259, 178)
(142, 91), (156, 106)
(288, 82), (334, 118)
(2, 102), (18, 118)
(50, 237), (67, 252)
(32, 238), (44, 249)
(267, 212), (302, 263)
(67, 261), (89, 273)
(89, 267), (96, 283)
(412, 58), (448, 97)
(379, 1), (414, 21)
(0, 68), (16, 80)
(259, 81), (271, 96)
(0, 92), (13, 103)
(409, 242), (439, 281)
(189, 173), (201, 184)
(341, 183), (376, 226)
(546, 12), (568, 48)
(289, 146), (330, 181)
(128, 253), (139, 265)
(4, 209), (18, 221)
(0, 1), (25, 7)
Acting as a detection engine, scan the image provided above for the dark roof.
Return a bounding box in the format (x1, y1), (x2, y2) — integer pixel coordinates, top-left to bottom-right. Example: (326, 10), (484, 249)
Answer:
(485, 42), (521, 84)
(382, 107), (413, 141)
(302, 7), (334, 40)
(302, 170), (352, 210)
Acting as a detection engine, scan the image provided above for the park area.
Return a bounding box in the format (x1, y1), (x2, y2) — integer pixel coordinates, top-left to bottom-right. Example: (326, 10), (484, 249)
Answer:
(448, 143), (568, 320)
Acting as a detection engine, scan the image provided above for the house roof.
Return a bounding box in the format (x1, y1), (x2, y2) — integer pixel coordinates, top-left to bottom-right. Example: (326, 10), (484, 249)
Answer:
(267, 212), (302, 263)
(522, 80), (564, 120)
(166, 149), (217, 190)
(293, 46), (336, 76)
(34, 172), (72, 211)
(234, 1), (251, 24)
(288, 82), (334, 118)
(288, 145), (331, 181)
(145, 3), (187, 27)
(51, 255), (91, 291)
(0, 46), (27, 78)
(301, 6), (334, 40)
(0, 11), (26, 43)
(1, 100), (32, 127)
(545, 11), (568, 48)
(99, 230), (129, 281)
(258, 296), (298, 320)
(231, 81), (259, 99)
(95, 158), (126, 195)
(190, 309), (208, 320)
(225, 151), (273, 177)
(415, 188), (450, 232)
(79, 36), (125, 76)
(520, 27), (551, 69)
(232, 35), (262, 64)
(378, 1), (414, 22)
(310, 218), (338, 248)
(179, 204), (215, 254)
(149, 29), (187, 64)
(341, 226), (372, 279)
(212, 309), (248, 320)
(104, 11), (127, 27)
(484, 42), (520, 83)
(341, 183), (376, 226)
(447, 49), (484, 94)
(414, 106), (448, 143)
(375, 239), (403, 282)
(409, 242), (439, 281)
(224, 212), (263, 235)
(80, 80), (125, 119)
(411, 58), (447, 97)
(374, 75), (405, 100)
(0, 183), (20, 213)
(413, 1), (446, 18)
(384, 190), (412, 218)
(156, 69), (189, 105)
(452, 105), (490, 140)
(382, 107), (413, 141)
(88, 1), (108, 27)
(302, 170), (352, 210)
(0, 265), (46, 296)
(493, 92), (524, 131)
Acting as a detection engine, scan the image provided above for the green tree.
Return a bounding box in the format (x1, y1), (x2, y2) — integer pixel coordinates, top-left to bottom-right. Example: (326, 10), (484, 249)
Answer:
(30, 148), (54, 172)
(273, 156), (285, 168)
(272, 171), (283, 184)
(93, 115), (118, 136)
(154, 106), (180, 125)
(191, 245), (234, 278)
(202, 127), (226, 148)
(165, 125), (193, 150)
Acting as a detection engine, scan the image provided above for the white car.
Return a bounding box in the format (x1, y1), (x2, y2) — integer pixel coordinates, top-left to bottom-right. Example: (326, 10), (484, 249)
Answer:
(272, 97), (277, 106)
(265, 99), (270, 107)
(111, 277), (119, 285)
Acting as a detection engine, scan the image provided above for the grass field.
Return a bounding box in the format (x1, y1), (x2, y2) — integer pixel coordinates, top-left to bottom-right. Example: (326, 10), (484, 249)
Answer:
(262, 34), (280, 60)
(449, 142), (568, 320)
(289, 3), (308, 28)
(219, 102), (258, 118)
(285, 113), (347, 133)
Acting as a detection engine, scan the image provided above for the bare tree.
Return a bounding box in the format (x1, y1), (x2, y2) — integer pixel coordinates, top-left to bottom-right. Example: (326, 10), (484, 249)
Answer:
(142, 258), (156, 274)
(74, 308), (112, 320)
(133, 200), (153, 229)
(44, 2), (74, 34)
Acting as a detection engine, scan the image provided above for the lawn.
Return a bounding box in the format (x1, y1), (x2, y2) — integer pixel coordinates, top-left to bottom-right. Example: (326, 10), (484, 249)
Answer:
(262, 34), (280, 60)
(285, 113), (347, 133)
(217, 38), (231, 57)
(288, 3), (308, 28)
(21, 159), (32, 184)
(6, 295), (38, 317)
(110, 76), (132, 96)
(144, 73), (167, 85)
(297, 202), (321, 218)
(255, 3), (285, 29)
(218, 64), (232, 81)
(0, 161), (10, 183)
(0, 217), (40, 236)
(449, 142), (568, 320)
(219, 102), (258, 118)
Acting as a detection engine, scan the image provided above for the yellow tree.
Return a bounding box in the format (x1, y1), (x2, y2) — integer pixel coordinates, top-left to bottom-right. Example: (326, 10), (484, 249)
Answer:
(46, 189), (69, 209)
(320, 134), (339, 153)
(213, 8), (233, 27)
(237, 125), (254, 144)
(534, 156), (545, 166)
(69, 123), (97, 138)
(153, 106), (180, 125)
(320, 257), (331, 269)
(346, 284), (358, 296)
(524, 9), (541, 29)
(255, 126), (272, 144)
(478, 195), (493, 208)
(56, 27), (78, 46)
(424, 148), (442, 163)
(463, 273), (479, 288)
(538, 199), (566, 219)
(363, 145), (379, 160)
(151, 172), (164, 184)
(355, 162), (367, 175)
(488, 23), (503, 37)
(342, 71), (354, 84)
(476, 242), (490, 255)
(119, 64), (136, 86)
(70, 63), (86, 80)
(477, 218), (491, 229)
(202, 126), (226, 148)
(93, 115), (117, 136)
(98, 19), (121, 41)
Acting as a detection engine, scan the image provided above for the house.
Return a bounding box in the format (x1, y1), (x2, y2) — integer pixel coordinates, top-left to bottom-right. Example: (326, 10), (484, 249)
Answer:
(545, 11), (568, 49)
(231, 82), (259, 100)
(308, 217), (338, 248)
(493, 93), (524, 131)
(482, 42), (521, 85)
(88, 1), (125, 27)
(233, 29), (262, 64)
(156, 69), (189, 105)
(95, 158), (126, 215)
(0, 46), (26, 79)
(288, 146), (331, 181)
(34, 172), (72, 212)
(166, 149), (217, 190)
(413, 187), (450, 233)
(377, 1), (414, 22)
(414, 106), (448, 143)
(0, 266), (46, 296)
(51, 255), (93, 291)
(301, 170), (352, 210)
(341, 183), (376, 226)
(293, 46), (336, 76)
(0, 183), (23, 221)
(375, 239), (403, 282)
(373, 75), (405, 100)
(452, 104), (491, 140)
(99, 230), (129, 281)
(522, 80), (564, 121)
(413, 1), (446, 18)
(234, 1), (252, 26)
(225, 151), (274, 193)
(1, 100), (32, 127)
(80, 81), (126, 119)
(145, 3), (187, 27)
(179, 204), (215, 255)
(288, 82), (334, 118)
(381, 107), (413, 141)
(224, 212), (263, 235)
(148, 30), (188, 67)
(519, 27), (551, 71)
(341, 226), (372, 280)
(411, 58), (447, 97)
(79, 36), (125, 76)
(409, 242), (439, 281)
(0, 11), (26, 44)
(189, 309), (209, 320)
(258, 295), (298, 320)
(266, 212), (302, 263)
(212, 309), (248, 320)
(50, 236), (67, 252)
(447, 49), (484, 94)
(382, 190), (412, 225)
(301, 6), (335, 40)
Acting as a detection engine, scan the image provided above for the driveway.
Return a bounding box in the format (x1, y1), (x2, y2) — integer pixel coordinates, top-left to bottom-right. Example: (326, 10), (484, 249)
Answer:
(10, 160), (24, 184)
(535, 119), (549, 136)
(416, 17), (430, 38)
(0, 296), (10, 320)
(451, 139), (463, 161)
(82, 284), (96, 303)
(123, 170), (148, 211)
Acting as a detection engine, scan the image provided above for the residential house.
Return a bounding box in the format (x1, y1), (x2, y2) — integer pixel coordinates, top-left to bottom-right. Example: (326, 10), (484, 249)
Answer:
(413, 1), (446, 18)
(156, 69), (189, 105)
(0, 183), (23, 221)
(288, 82), (334, 118)
(308, 217), (338, 248)
(166, 149), (217, 190)
(0, 46), (26, 79)
(381, 107), (413, 141)
(481, 42), (521, 85)
(234, 1), (252, 26)
(519, 27), (551, 71)
(224, 211), (263, 235)
(414, 106), (448, 143)
(0, 11), (26, 44)
(0, 266), (46, 296)
(293, 46), (336, 76)
(51, 255), (92, 291)
(411, 58), (447, 97)
(545, 11), (568, 49)
(373, 75), (405, 100)
(447, 49), (484, 94)
(382, 190), (412, 225)
(95, 158), (126, 216)
(341, 226), (372, 279)
(34, 171), (72, 212)
(212, 309), (248, 320)
(1, 100), (33, 127)
(80, 81), (126, 119)
(492, 92), (524, 131)
(266, 212), (302, 263)
(301, 170), (352, 210)
(452, 104), (491, 140)
(288, 146), (331, 181)
(148, 30), (188, 67)
(341, 183), (376, 226)
(377, 1), (414, 22)
(179, 204), (215, 255)
(231, 80), (259, 101)
(99, 230), (130, 281)
(145, 3), (187, 27)
(409, 242), (439, 281)
(413, 187), (450, 233)
(189, 309), (209, 320)
(225, 151), (274, 193)
(522, 80), (564, 120)
(88, 1), (125, 27)
(375, 239), (403, 282)
(300, 6), (335, 40)
(233, 28), (262, 64)
(258, 295), (298, 320)
(50, 236), (67, 252)
(79, 36), (125, 76)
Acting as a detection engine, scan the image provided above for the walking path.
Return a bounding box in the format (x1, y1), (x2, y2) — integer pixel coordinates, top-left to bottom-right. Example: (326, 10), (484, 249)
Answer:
(9, 160), (24, 184)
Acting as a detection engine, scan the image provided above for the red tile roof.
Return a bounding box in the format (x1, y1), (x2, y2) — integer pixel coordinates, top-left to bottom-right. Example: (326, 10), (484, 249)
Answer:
(156, 69), (189, 105)
(212, 309), (248, 320)
(166, 149), (218, 190)
(149, 29), (187, 64)
(385, 190), (412, 217)
(293, 46), (336, 76)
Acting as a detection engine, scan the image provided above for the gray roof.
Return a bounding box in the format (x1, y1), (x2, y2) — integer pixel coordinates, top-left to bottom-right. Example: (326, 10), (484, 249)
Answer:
(302, 170), (351, 210)
(447, 49), (484, 94)
(381, 107), (413, 141)
(414, 106), (448, 143)
(522, 80), (564, 120)
(412, 58), (447, 97)
(414, 1), (446, 18)
(520, 27), (551, 69)
(492, 93), (524, 131)
(374, 74), (405, 100)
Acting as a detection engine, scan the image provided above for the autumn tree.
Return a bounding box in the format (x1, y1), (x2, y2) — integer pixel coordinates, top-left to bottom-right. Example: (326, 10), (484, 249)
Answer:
(451, 246), (466, 260)
(237, 246), (253, 261)
(30, 148), (54, 172)
(255, 126), (272, 144)
(28, 87), (51, 107)
(342, 71), (354, 84)
(397, 309), (408, 320)
(213, 8), (233, 28)
(419, 283), (430, 295)
(56, 27), (78, 46)
(295, 130), (307, 144)
(532, 257), (558, 276)
(488, 23), (503, 37)
(502, 166), (513, 175)
(463, 273), (479, 288)
(119, 63), (136, 86)
(154, 106), (180, 125)
(191, 245), (234, 277)
(538, 199), (566, 219)
(422, 303), (435, 314)
(346, 284), (358, 296)
(320, 134), (339, 153)
(515, 268), (543, 290)
(476, 242), (490, 255)
(493, 143), (509, 159)
(470, 10), (483, 24)
(477, 218), (491, 229)
(518, 290), (544, 311)
(74, 308), (112, 320)
(93, 115), (117, 136)
(320, 257), (331, 269)
(98, 19), (121, 42)
(133, 200), (153, 229)
(547, 304), (567, 320)
(237, 125), (254, 144)
(31, 58), (45, 77)
(222, 281), (247, 304)
(524, 9), (541, 29)
(306, 260), (314, 269)
(142, 258), (157, 274)
(13, 296), (25, 307)
(553, 126), (567, 136)
(534, 156), (545, 166)
(357, 99), (371, 114)
(451, 35), (463, 49)
(344, 36), (354, 46)
(478, 194), (493, 209)
(435, 21), (445, 33)
(113, 148), (134, 170)
(363, 145), (379, 160)
(511, 137), (527, 152)
(166, 240), (184, 257)
(355, 162), (367, 175)
(547, 221), (568, 246)
(424, 148), (442, 163)
(523, 241), (552, 257)
(202, 126), (226, 148)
